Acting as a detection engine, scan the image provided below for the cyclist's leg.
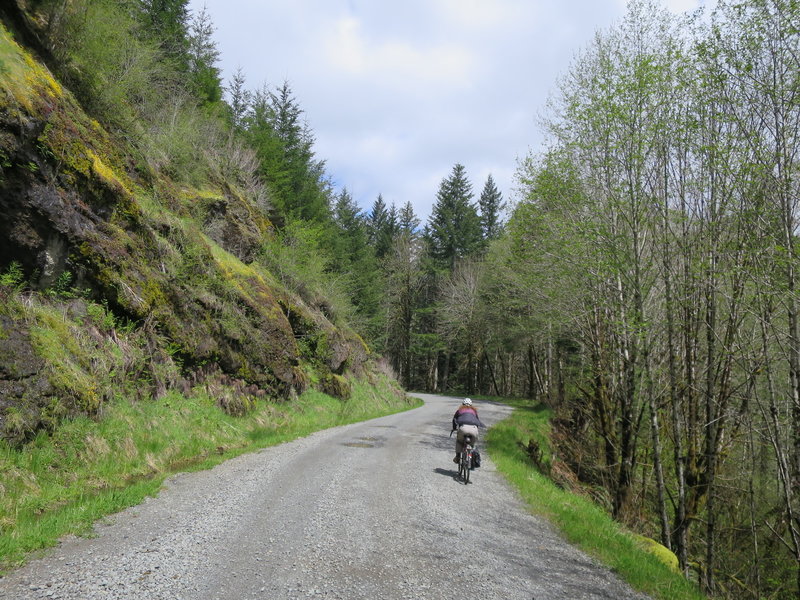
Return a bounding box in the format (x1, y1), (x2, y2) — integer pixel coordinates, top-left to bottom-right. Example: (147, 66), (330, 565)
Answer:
(454, 427), (464, 462)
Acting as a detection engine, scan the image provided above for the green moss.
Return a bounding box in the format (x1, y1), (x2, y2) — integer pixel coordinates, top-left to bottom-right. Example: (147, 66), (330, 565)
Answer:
(0, 24), (61, 114)
(633, 535), (680, 573)
(89, 150), (130, 195)
(320, 373), (351, 400)
(140, 278), (167, 311)
(0, 30), (134, 207)
(29, 314), (100, 414)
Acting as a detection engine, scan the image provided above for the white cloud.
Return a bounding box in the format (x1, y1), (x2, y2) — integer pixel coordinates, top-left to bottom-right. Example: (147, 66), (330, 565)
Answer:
(433, 0), (534, 31)
(322, 16), (474, 89)
(193, 0), (633, 221)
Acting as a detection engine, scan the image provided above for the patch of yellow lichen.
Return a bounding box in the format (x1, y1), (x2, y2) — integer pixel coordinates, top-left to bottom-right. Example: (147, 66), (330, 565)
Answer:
(0, 24), (61, 114)
(204, 238), (291, 329)
(182, 186), (224, 202)
(23, 52), (62, 99)
(88, 150), (131, 195)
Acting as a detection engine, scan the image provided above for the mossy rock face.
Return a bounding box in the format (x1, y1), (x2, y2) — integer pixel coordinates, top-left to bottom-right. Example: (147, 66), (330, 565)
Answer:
(0, 35), (302, 398)
(0, 315), (65, 445)
(277, 296), (368, 377)
(193, 187), (272, 264)
(320, 373), (351, 400)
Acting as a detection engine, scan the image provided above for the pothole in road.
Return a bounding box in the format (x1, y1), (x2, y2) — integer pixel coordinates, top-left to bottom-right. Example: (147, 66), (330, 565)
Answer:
(343, 442), (374, 448)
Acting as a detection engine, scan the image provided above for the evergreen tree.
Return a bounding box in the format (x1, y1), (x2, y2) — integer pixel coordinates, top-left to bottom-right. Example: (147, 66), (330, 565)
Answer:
(246, 81), (331, 224)
(398, 201), (420, 235)
(368, 194), (388, 245)
(478, 174), (504, 241)
(187, 6), (222, 104)
(425, 163), (482, 271)
(137, 0), (190, 68)
(227, 67), (251, 131)
(386, 202), (398, 242)
(367, 194), (397, 259)
(333, 188), (364, 246)
(330, 189), (383, 337)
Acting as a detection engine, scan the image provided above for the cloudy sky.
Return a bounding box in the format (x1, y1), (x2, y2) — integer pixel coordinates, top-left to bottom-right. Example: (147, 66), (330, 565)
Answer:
(189, 0), (705, 222)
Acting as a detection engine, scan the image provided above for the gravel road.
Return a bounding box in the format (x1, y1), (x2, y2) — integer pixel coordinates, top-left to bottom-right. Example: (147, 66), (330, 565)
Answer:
(0, 393), (649, 600)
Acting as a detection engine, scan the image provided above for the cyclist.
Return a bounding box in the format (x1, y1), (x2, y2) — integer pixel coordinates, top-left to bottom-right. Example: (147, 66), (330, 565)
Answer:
(451, 398), (484, 463)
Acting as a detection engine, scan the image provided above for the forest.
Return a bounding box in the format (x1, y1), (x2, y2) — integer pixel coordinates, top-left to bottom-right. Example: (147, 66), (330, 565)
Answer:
(1, 0), (799, 597)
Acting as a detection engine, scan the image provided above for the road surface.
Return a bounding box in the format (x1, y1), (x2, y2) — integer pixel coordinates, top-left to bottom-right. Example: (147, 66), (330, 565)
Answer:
(0, 393), (648, 599)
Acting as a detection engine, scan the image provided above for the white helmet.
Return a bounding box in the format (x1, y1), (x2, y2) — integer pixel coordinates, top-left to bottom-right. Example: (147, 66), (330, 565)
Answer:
(463, 398), (473, 406)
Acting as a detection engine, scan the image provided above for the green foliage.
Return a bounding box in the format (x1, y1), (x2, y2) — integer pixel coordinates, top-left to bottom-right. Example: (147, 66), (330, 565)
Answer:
(28, 0), (229, 188)
(246, 82), (332, 224)
(367, 194), (398, 259)
(140, 97), (225, 184)
(55, 0), (166, 129)
(486, 402), (704, 600)
(136, 0), (190, 67)
(186, 6), (223, 105)
(0, 262), (25, 290)
(44, 271), (88, 300)
(397, 201), (420, 234)
(85, 301), (125, 332)
(329, 188), (383, 334)
(27, 300), (145, 415)
(260, 219), (353, 323)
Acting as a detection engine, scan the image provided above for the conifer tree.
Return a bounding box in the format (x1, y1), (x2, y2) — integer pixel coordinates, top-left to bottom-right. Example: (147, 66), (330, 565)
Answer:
(478, 174), (504, 241)
(331, 189), (383, 337)
(425, 163), (482, 271)
(368, 194), (388, 244)
(227, 67), (251, 131)
(138, 0), (190, 65)
(367, 195), (398, 259)
(398, 201), (420, 235)
(187, 6), (222, 104)
(246, 82), (331, 224)
(333, 188), (364, 247)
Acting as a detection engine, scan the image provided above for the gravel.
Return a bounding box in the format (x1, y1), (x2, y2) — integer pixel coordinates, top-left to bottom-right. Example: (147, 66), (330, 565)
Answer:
(0, 393), (650, 599)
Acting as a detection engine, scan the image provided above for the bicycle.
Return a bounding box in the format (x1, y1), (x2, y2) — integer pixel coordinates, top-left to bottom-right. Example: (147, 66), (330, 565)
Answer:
(458, 433), (475, 484)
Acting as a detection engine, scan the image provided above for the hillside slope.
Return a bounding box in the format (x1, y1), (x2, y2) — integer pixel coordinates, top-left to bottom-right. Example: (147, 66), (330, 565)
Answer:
(0, 11), (389, 445)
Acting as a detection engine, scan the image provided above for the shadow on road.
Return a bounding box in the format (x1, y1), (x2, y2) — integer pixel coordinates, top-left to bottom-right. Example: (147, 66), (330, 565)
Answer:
(433, 467), (460, 479)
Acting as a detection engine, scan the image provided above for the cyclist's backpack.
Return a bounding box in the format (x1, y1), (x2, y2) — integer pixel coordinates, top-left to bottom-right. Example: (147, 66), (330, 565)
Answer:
(472, 449), (481, 468)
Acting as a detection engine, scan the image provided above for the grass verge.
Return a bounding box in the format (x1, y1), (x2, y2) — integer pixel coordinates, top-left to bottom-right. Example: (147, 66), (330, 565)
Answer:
(485, 398), (705, 600)
(0, 376), (420, 573)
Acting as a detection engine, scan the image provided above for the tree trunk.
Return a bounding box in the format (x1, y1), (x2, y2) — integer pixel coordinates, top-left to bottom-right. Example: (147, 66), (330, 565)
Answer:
(528, 345), (536, 400)
(484, 351), (500, 397)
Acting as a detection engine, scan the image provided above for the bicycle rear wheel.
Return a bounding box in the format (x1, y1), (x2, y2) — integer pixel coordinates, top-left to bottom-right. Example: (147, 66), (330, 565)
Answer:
(463, 449), (471, 484)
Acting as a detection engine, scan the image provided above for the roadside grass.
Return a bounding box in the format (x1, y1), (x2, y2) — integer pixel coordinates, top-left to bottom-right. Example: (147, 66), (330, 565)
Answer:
(0, 377), (420, 572)
(485, 398), (705, 600)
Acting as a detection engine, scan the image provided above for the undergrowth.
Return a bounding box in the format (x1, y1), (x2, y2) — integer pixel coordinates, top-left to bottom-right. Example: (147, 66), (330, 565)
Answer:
(485, 398), (705, 600)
